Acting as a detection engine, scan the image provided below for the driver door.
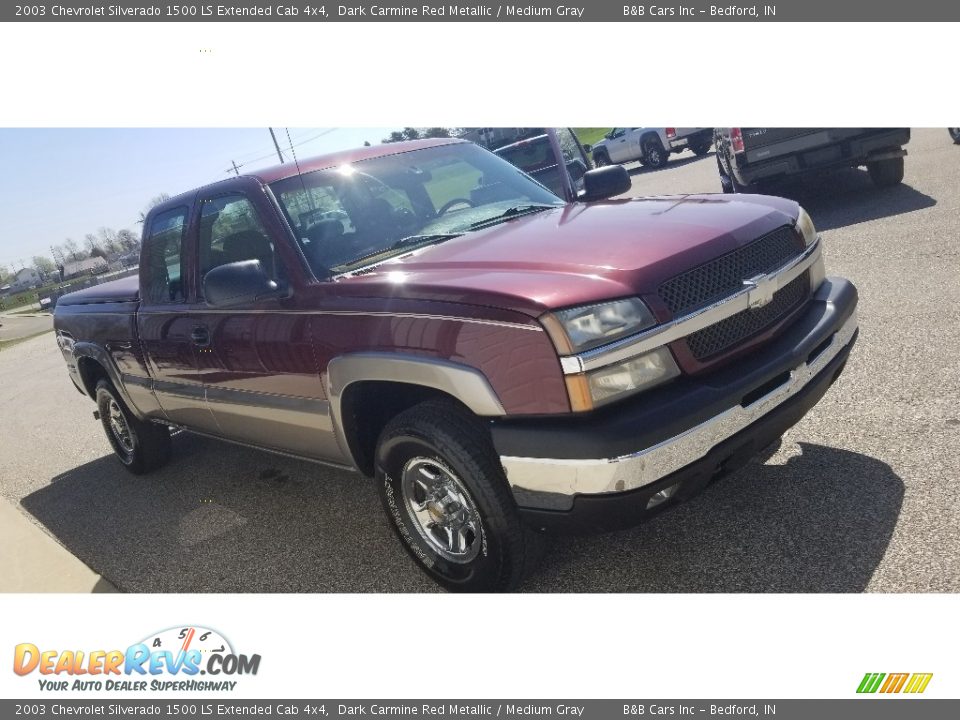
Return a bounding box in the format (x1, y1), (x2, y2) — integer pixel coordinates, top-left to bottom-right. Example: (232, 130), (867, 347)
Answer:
(606, 128), (632, 163)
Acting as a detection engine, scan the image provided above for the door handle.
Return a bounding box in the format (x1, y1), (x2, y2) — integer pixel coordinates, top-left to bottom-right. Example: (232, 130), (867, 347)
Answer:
(190, 326), (210, 347)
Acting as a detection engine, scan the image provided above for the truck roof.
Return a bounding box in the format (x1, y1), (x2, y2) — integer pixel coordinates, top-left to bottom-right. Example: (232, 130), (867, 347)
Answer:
(151, 137), (466, 219)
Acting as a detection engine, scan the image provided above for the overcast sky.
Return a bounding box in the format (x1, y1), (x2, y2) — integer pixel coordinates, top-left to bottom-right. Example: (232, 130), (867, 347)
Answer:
(0, 128), (393, 269)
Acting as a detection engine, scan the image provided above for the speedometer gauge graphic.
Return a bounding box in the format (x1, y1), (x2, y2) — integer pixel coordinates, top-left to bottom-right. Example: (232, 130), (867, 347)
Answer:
(138, 626), (234, 657)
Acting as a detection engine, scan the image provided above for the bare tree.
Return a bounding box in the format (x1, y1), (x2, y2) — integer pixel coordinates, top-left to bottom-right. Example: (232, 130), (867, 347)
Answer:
(84, 233), (102, 256)
(63, 238), (82, 262)
(97, 226), (119, 254)
(50, 245), (66, 266)
(116, 228), (139, 252)
(138, 192), (172, 224)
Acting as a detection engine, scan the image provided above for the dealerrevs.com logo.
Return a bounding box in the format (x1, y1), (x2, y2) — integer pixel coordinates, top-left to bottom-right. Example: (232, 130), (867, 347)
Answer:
(13, 626), (261, 693)
(857, 673), (933, 694)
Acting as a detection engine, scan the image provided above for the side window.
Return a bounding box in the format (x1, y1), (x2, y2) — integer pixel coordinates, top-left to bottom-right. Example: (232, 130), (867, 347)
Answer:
(143, 207), (188, 304)
(197, 194), (281, 294)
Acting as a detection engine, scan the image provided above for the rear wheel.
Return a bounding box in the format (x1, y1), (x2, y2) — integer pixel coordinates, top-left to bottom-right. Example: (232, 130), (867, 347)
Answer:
(375, 400), (543, 592)
(867, 156), (904, 188)
(96, 379), (171, 474)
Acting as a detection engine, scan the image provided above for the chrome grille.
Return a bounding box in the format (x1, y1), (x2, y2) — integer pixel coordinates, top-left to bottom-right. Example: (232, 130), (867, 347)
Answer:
(685, 271), (810, 360)
(658, 226), (803, 316)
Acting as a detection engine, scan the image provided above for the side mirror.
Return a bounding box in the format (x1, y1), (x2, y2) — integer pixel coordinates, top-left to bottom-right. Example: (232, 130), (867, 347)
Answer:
(579, 165), (631, 202)
(204, 260), (280, 308)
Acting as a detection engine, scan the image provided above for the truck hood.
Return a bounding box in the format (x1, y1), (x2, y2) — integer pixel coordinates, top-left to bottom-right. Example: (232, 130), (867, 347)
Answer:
(337, 194), (801, 318)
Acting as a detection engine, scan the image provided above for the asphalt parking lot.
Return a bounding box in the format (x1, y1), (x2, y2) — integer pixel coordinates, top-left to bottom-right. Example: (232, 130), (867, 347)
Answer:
(1, 128), (958, 593)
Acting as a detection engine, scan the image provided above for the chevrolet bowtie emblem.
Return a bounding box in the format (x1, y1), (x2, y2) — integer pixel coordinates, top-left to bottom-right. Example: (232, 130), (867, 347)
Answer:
(743, 275), (776, 309)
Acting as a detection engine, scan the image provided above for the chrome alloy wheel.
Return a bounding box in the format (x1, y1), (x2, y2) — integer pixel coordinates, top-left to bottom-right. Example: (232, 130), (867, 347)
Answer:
(108, 399), (134, 455)
(401, 457), (482, 563)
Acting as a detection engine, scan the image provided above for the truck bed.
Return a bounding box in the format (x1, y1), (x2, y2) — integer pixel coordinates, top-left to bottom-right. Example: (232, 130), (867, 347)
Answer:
(56, 274), (140, 306)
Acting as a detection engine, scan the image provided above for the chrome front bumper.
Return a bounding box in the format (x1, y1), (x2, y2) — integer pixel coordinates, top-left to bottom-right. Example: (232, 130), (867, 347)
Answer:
(500, 309), (858, 501)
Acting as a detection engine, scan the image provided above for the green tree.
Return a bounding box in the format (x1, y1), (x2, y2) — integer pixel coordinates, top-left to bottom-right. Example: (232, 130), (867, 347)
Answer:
(32, 256), (56, 275)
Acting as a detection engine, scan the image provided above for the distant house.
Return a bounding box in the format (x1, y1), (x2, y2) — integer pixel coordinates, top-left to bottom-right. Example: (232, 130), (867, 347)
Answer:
(9, 267), (41, 292)
(62, 257), (108, 280)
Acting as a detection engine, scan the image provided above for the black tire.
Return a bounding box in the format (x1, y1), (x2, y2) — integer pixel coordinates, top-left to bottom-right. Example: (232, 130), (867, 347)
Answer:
(867, 156), (904, 188)
(96, 379), (171, 474)
(732, 175), (762, 194)
(949, 128), (960, 144)
(690, 140), (712, 156)
(375, 400), (543, 592)
(642, 138), (669, 169)
(717, 155), (735, 194)
(718, 153), (761, 193)
(592, 151), (610, 168)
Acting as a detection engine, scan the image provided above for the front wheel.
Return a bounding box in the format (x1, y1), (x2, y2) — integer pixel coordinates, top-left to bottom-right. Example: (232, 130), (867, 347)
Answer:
(867, 156), (904, 188)
(96, 379), (171, 474)
(592, 151), (610, 167)
(375, 400), (543, 592)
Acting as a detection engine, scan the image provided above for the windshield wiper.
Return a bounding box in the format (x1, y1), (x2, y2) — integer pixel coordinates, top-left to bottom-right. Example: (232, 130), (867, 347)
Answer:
(391, 233), (462, 249)
(333, 234), (461, 272)
(466, 204), (559, 231)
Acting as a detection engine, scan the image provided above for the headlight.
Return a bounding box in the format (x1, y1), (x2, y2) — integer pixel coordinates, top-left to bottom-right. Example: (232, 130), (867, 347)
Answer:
(585, 347), (680, 408)
(795, 206), (818, 247)
(545, 298), (656, 353)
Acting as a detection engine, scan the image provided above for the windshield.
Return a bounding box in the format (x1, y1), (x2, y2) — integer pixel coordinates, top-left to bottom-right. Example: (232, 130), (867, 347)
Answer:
(270, 142), (564, 275)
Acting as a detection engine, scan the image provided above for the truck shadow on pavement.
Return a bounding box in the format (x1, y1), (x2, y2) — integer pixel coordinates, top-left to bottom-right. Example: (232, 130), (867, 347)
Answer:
(529, 442), (904, 592)
(762, 168), (936, 232)
(21, 437), (901, 593)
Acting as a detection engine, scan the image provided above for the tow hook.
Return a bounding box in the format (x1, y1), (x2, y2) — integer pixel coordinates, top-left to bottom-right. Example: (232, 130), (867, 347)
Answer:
(93, 410), (100, 420)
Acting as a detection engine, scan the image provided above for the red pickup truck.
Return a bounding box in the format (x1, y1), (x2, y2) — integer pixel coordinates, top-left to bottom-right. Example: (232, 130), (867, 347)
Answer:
(54, 133), (859, 591)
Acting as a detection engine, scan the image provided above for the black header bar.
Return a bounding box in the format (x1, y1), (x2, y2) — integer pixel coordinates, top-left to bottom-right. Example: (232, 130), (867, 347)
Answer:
(5, 1), (960, 22)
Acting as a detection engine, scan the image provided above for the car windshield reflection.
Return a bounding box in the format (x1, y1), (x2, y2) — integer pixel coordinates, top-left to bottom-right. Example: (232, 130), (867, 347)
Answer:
(270, 142), (564, 276)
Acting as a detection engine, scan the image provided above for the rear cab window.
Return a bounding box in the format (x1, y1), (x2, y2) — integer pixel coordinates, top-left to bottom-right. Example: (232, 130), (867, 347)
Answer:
(142, 206), (189, 304)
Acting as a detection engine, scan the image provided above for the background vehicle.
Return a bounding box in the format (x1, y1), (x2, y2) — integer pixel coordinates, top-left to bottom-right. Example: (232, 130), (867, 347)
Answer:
(715, 128), (911, 193)
(493, 129), (594, 197)
(949, 128), (960, 144)
(592, 127), (713, 169)
(54, 133), (857, 592)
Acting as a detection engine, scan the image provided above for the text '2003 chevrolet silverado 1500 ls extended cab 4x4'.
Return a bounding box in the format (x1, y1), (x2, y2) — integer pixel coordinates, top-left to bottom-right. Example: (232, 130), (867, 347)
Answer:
(54, 132), (859, 591)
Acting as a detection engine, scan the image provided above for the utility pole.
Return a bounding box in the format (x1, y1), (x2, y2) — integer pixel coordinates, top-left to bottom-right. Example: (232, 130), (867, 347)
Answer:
(230, 160), (240, 176)
(268, 128), (285, 163)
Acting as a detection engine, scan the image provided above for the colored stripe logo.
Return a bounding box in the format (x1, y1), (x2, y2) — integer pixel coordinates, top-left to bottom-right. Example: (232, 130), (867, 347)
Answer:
(857, 672), (933, 694)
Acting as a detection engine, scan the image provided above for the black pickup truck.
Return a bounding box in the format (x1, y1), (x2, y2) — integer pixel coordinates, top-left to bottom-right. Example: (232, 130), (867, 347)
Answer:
(715, 128), (911, 193)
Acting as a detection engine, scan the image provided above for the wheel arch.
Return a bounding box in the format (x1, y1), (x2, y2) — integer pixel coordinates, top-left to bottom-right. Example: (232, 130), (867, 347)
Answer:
(326, 353), (505, 476)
